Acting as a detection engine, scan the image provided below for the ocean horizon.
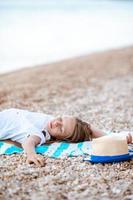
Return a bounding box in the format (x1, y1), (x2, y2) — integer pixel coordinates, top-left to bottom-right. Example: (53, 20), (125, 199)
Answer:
(0, 0), (133, 74)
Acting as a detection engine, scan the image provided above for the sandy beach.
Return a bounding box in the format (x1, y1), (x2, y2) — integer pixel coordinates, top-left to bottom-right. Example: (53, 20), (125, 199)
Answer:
(0, 46), (133, 200)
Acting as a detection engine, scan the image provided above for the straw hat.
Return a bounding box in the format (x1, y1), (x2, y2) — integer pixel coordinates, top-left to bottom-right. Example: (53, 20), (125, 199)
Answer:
(84, 135), (133, 163)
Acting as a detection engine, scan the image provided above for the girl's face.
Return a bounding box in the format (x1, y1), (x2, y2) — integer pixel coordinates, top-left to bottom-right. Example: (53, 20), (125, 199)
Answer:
(47, 116), (76, 140)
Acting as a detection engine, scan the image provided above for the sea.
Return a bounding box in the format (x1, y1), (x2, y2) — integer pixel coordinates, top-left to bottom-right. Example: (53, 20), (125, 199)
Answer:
(0, 0), (133, 74)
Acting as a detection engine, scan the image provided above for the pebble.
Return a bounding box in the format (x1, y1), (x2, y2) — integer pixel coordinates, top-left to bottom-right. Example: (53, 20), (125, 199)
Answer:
(0, 47), (133, 200)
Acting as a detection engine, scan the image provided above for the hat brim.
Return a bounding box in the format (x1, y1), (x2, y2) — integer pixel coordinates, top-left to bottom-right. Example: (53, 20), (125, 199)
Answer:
(83, 153), (133, 163)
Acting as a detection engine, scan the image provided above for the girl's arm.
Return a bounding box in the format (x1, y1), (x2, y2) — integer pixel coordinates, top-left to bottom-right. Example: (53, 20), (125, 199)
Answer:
(91, 125), (107, 138)
(22, 135), (45, 167)
(90, 125), (132, 144)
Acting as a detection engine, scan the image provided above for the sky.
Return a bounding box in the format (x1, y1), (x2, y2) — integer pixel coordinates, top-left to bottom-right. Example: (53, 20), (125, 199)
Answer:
(0, 0), (133, 73)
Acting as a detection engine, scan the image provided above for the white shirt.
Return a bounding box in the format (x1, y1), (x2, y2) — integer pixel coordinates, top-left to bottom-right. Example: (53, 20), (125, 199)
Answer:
(0, 108), (53, 145)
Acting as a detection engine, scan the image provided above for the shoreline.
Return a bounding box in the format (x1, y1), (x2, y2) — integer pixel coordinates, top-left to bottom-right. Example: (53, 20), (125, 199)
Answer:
(0, 46), (133, 200)
(1, 45), (133, 76)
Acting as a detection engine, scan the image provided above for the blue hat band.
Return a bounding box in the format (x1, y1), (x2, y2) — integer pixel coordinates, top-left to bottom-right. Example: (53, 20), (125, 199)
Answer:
(90, 153), (132, 163)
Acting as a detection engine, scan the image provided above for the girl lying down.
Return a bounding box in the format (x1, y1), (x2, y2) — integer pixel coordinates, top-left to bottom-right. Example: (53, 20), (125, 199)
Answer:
(0, 108), (132, 167)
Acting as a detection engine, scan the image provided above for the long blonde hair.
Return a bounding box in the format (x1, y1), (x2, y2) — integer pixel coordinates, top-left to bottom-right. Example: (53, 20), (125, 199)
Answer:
(64, 118), (92, 143)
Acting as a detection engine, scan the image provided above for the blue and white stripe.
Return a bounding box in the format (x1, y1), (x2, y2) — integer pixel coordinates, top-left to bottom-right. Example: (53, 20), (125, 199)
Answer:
(0, 141), (91, 158)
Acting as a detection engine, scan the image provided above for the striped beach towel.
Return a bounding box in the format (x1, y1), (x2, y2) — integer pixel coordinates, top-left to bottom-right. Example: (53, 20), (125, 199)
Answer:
(0, 141), (91, 158)
(0, 131), (132, 158)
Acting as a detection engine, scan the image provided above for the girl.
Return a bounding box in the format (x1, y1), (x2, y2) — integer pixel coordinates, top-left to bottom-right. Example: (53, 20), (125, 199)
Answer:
(0, 108), (132, 167)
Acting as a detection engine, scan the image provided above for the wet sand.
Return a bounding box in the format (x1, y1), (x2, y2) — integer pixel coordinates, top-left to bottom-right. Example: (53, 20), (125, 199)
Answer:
(0, 47), (133, 200)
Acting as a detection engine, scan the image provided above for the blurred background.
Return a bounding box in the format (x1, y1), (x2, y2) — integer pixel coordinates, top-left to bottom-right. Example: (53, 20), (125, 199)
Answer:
(0, 0), (133, 74)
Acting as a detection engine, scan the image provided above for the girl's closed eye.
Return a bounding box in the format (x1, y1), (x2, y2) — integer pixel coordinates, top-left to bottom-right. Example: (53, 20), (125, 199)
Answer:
(58, 117), (62, 122)
(59, 118), (65, 134)
(58, 122), (63, 133)
(60, 126), (64, 133)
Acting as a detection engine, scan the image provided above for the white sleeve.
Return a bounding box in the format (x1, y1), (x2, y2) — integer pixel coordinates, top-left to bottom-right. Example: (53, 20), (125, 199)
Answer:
(26, 126), (46, 146)
(21, 115), (46, 146)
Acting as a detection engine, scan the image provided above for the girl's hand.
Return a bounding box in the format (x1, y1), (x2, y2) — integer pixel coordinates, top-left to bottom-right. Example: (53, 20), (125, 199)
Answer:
(26, 153), (46, 167)
(126, 133), (132, 144)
